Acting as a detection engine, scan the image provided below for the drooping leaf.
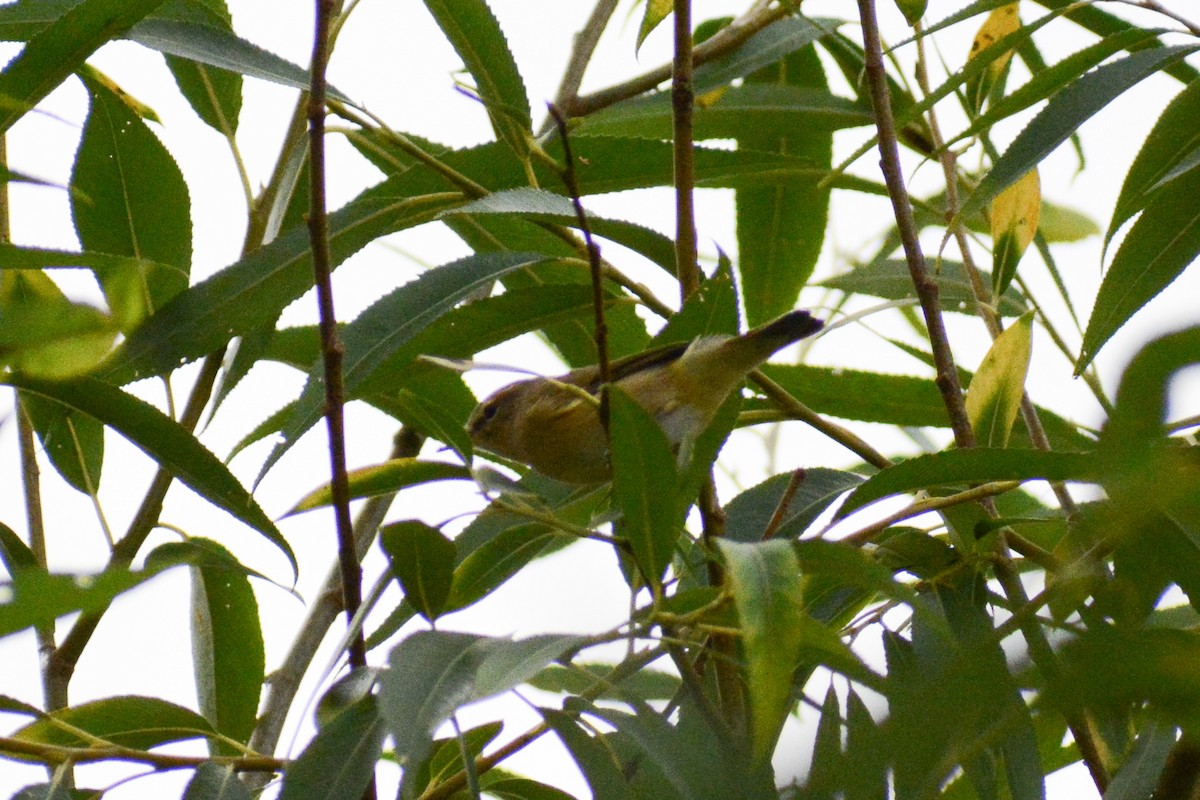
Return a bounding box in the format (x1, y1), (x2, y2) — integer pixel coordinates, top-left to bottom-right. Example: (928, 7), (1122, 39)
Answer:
(422, 0), (530, 157)
(10, 695), (213, 751)
(2, 374), (294, 575)
(287, 460), (471, 516)
(962, 44), (1200, 222)
(608, 387), (684, 588)
(380, 521), (456, 622)
(965, 311), (1034, 448)
(277, 697), (384, 800)
(1080, 163), (1200, 373)
(186, 538), (264, 755)
(989, 169), (1040, 297)
(18, 392), (104, 494)
(72, 70), (191, 330)
(636, 0), (671, 51)
(819, 258), (1029, 317)
(718, 539), (807, 764)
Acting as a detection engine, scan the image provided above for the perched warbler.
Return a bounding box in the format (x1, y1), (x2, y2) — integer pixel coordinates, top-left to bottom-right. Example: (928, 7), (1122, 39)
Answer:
(467, 309), (823, 484)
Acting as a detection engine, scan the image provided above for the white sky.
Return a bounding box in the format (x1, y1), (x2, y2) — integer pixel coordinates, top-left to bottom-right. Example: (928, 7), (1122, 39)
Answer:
(1, 1), (1198, 797)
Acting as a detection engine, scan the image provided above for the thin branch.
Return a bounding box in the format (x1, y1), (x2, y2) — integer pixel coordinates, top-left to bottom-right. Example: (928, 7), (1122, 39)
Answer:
(761, 469), (806, 540)
(565, 5), (787, 118)
(544, 0), (620, 132)
(16, 400), (58, 712)
(308, 0), (366, 672)
(857, 0), (975, 450)
(672, 0), (700, 300)
(0, 735), (285, 772)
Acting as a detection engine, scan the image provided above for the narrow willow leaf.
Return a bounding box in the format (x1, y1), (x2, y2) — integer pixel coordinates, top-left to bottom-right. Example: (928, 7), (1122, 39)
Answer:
(0, 297), (117, 379)
(724, 468), (864, 542)
(277, 697), (384, 800)
(718, 539), (807, 764)
(963, 44), (1200, 222)
(1079, 166), (1200, 373)
(445, 523), (561, 614)
(188, 538), (264, 755)
(637, 0), (672, 52)
(258, 251), (545, 483)
(11, 695), (213, 751)
(990, 169), (1040, 297)
(736, 42), (831, 325)
(819, 258), (1029, 316)
(807, 686), (844, 793)
(539, 709), (630, 800)
(380, 521), (456, 622)
(576, 84), (872, 141)
(0, 568), (162, 639)
(692, 16), (840, 94)
(72, 71), (191, 330)
(965, 3), (1020, 111)
(894, 0), (927, 26)
(0, 0), (169, 134)
(965, 311), (1034, 447)
(3, 374), (294, 575)
(103, 189), (464, 385)
(183, 762), (252, 800)
(422, 0), (530, 158)
(837, 449), (1098, 519)
(1108, 75), (1200, 255)
(608, 387), (683, 587)
(288, 460), (471, 515)
(21, 391), (103, 497)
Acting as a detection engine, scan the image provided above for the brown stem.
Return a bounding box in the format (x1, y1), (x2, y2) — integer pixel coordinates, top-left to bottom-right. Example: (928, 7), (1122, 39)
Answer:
(0, 736), (286, 772)
(545, 0), (620, 132)
(308, 0), (366, 672)
(857, 0), (974, 450)
(565, 5), (787, 118)
(672, 0), (700, 300)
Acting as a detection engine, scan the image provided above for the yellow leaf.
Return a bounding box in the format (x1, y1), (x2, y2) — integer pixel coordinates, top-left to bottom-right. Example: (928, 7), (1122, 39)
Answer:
(637, 0), (673, 53)
(965, 311), (1034, 448)
(966, 3), (1021, 109)
(990, 167), (1040, 295)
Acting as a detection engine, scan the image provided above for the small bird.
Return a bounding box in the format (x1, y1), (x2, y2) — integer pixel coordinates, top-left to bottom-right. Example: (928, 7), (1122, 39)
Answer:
(467, 309), (823, 484)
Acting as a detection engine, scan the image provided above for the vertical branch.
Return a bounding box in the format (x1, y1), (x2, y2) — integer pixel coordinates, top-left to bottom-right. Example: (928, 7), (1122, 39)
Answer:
(672, 0), (700, 301)
(308, 0), (366, 671)
(548, 104), (610, 396)
(856, 0), (974, 449)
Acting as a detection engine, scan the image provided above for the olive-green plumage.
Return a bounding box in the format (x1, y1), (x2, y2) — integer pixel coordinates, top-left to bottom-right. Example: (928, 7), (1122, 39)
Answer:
(467, 309), (823, 483)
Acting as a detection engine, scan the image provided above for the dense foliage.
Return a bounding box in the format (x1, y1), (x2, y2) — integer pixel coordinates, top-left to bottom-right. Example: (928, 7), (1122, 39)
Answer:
(1, 0), (1199, 798)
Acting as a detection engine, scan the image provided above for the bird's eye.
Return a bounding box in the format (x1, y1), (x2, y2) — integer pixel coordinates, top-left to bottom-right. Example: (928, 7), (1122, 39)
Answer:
(480, 401), (499, 421)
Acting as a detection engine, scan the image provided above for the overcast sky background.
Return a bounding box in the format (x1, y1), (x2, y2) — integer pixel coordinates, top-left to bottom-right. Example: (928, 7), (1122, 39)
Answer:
(1, 1), (1198, 796)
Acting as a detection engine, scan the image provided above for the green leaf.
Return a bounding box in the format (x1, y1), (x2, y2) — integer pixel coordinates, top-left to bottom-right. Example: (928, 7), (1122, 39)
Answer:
(0, 271), (119, 378)
(838, 449), (1098, 519)
(576, 84), (871, 141)
(445, 523), (560, 614)
(819, 258), (1029, 317)
(962, 44), (1200, 222)
(163, 5), (242, 136)
(636, 0), (671, 51)
(1080, 164), (1200, 373)
(0, 567), (163, 639)
(538, 709), (630, 800)
(260, 251), (547, 483)
(186, 538), (264, 755)
(692, 16), (842, 94)
(3, 374), (294, 575)
(11, 695), (213, 751)
(0, 521), (38, 574)
(965, 311), (1034, 448)
(422, 0), (530, 157)
(1109, 75), (1200, 254)
(0, 0), (170, 135)
(718, 539), (807, 764)
(1103, 721), (1177, 800)
(725, 468), (864, 542)
(277, 697), (384, 800)
(288, 459), (471, 515)
(380, 631), (581, 793)
(72, 70), (191, 330)
(183, 762), (252, 800)
(736, 42), (831, 325)
(19, 392), (104, 494)
(608, 387), (684, 587)
(380, 521), (456, 622)
(102, 187), (465, 385)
